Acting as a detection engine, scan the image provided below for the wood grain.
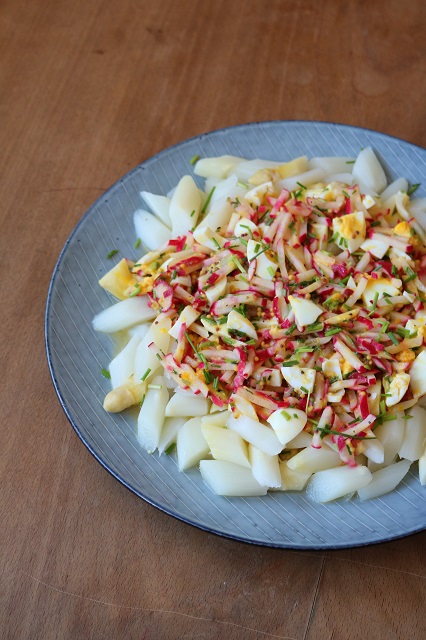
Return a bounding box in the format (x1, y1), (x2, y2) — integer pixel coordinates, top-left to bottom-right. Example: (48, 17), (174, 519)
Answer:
(1, 0), (426, 638)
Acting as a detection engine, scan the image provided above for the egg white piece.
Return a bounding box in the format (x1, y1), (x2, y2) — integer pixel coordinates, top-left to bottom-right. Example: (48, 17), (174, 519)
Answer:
(227, 310), (257, 340)
(281, 366), (316, 394)
(288, 295), (322, 328)
(384, 373), (410, 407)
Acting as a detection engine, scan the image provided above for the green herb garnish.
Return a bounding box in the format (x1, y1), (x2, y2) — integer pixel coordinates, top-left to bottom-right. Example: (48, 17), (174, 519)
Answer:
(201, 186), (216, 213)
(407, 183), (420, 196)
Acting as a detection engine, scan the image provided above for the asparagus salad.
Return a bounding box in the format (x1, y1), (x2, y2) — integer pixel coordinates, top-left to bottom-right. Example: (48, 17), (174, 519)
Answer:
(93, 149), (426, 502)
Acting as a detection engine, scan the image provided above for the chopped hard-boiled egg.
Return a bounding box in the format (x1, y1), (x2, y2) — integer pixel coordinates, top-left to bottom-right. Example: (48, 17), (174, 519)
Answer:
(361, 277), (402, 307)
(205, 276), (227, 305)
(227, 310), (257, 340)
(327, 390), (345, 403)
(288, 295), (323, 328)
(99, 259), (138, 300)
(389, 247), (414, 269)
(384, 373), (410, 407)
(244, 181), (275, 207)
(248, 168), (278, 186)
(281, 366), (316, 394)
(405, 316), (426, 338)
(169, 306), (200, 339)
(246, 239), (278, 280)
(322, 358), (342, 380)
(234, 218), (259, 238)
(310, 222), (328, 250)
(362, 194), (376, 209)
(332, 211), (366, 253)
(394, 221), (411, 237)
(360, 236), (390, 259)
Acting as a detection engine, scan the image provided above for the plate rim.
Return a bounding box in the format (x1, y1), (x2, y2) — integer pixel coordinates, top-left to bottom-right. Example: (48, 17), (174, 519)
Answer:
(45, 119), (426, 550)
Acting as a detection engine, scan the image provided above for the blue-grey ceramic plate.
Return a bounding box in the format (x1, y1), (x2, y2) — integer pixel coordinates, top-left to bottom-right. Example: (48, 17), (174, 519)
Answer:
(45, 121), (426, 549)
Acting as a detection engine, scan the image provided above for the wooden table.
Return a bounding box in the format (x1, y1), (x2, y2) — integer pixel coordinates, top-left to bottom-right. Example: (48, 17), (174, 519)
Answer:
(2, 0), (426, 638)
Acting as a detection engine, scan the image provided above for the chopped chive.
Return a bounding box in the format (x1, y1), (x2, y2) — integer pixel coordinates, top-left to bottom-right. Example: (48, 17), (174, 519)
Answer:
(267, 266), (275, 278)
(300, 386), (309, 394)
(377, 319), (389, 338)
(380, 414), (398, 423)
(148, 384), (162, 390)
(232, 256), (246, 273)
(254, 243), (260, 253)
(237, 180), (249, 189)
(212, 237), (221, 250)
(404, 414), (413, 420)
(218, 316), (227, 324)
(251, 244), (271, 261)
(171, 270), (177, 279)
(190, 154), (200, 166)
(165, 442), (176, 454)
(129, 284), (141, 298)
(240, 224), (253, 238)
(281, 360), (299, 367)
(387, 332), (399, 345)
(141, 368), (151, 381)
(285, 323), (297, 335)
(101, 368), (110, 379)
(325, 327), (341, 336)
(288, 221), (295, 230)
(203, 369), (211, 384)
(306, 322), (323, 332)
(190, 209), (196, 217)
(315, 425), (376, 440)
(369, 291), (379, 316)
(407, 183), (420, 196)
(106, 249), (118, 259)
(346, 160), (355, 164)
(134, 237), (141, 249)
(396, 327), (411, 339)
(201, 186), (216, 213)
(296, 181), (307, 190)
(391, 265), (398, 276)
(404, 272), (417, 284)
(281, 410), (291, 420)
(213, 376), (219, 390)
